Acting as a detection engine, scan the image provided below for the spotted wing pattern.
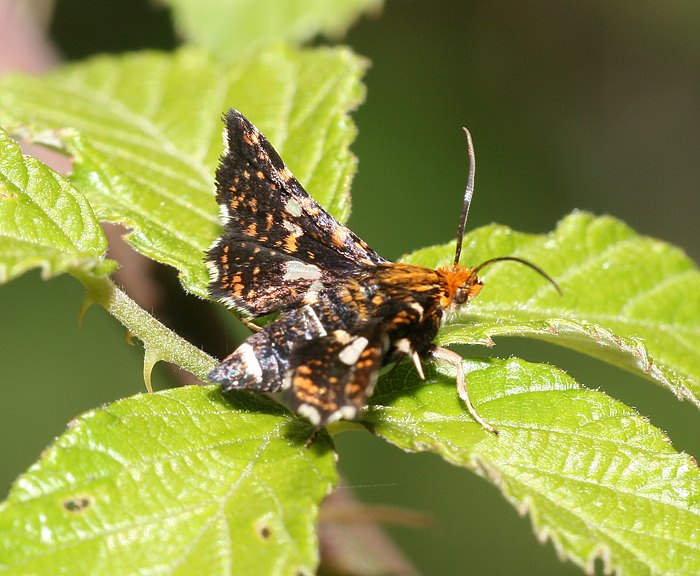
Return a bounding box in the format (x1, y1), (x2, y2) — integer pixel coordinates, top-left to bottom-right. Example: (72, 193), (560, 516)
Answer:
(284, 323), (387, 425)
(206, 109), (387, 318)
(209, 304), (332, 393)
(209, 298), (387, 426)
(207, 111), (558, 439)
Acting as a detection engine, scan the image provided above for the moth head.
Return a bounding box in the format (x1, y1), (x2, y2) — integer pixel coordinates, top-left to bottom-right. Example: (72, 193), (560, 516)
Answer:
(439, 257), (562, 310)
(437, 265), (483, 309)
(454, 276), (483, 305)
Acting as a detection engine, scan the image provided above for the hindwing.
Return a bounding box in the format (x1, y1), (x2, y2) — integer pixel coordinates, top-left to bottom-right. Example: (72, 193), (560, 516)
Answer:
(209, 286), (389, 426)
(284, 323), (388, 426)
(208, 304), (331, 392)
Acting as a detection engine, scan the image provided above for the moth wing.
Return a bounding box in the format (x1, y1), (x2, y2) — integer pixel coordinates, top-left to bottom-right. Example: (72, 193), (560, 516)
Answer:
(207, 239), (323, 318)
(284, 322), (388, 426)
(208, 304), (330, 393)
(207, 110), (387, 317)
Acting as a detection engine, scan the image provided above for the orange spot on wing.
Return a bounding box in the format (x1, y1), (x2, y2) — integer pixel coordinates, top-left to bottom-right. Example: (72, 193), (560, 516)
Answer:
(332, 227), (348, 247)
(284, 235), (298, 252)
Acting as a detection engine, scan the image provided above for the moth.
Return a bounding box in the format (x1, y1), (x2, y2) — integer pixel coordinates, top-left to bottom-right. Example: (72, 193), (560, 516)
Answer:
(206, 110), (559, 441)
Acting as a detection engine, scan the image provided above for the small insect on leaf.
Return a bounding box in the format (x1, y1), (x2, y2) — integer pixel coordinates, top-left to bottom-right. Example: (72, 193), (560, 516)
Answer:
(206, 110), (560, 444)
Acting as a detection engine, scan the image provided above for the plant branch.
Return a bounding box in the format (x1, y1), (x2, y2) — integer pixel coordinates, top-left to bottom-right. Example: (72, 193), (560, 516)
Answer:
(72, 270), (216, 388)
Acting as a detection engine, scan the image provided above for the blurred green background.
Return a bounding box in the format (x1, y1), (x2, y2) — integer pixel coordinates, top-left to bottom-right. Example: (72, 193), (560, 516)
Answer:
(2, 1), (699, 574)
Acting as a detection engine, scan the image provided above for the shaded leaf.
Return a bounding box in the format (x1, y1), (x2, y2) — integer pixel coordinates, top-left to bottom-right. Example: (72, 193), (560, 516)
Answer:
(0, 386), (337, 575)
(405, 212), (700, 405)
(0, 46), (367, 297)
(0, 127), (112, 283)
(366, 359), (700, 576)
(165, 0), (383, 60)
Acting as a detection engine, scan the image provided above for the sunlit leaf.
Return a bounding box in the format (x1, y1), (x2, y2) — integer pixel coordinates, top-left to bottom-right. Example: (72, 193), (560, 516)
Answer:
(366, 358), (700, 576)
(0, 386), (337, 575)
(0, 127), (112, 282)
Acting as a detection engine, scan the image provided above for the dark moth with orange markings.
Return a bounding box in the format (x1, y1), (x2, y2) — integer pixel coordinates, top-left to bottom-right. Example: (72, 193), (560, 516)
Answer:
(207, 110), (559, 442)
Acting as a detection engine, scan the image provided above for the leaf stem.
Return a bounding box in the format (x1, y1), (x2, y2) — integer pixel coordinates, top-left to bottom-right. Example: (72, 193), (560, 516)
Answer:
(72, 270), (216, 384)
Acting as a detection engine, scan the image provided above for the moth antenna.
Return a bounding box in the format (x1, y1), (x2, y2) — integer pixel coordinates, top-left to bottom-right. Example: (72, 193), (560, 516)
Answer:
(453, 128), (476, 267)
(472, 256), (563, 295)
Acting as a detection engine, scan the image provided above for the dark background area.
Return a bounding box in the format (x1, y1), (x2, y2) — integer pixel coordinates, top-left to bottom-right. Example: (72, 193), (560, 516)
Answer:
(1, 1), (699, 574)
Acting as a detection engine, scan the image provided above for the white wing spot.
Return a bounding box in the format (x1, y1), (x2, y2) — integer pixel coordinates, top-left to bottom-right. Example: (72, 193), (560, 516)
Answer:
(309, 280), (324, 292)
(303, 291), (320, 305)
(297, 403), (321, 426)
(283, 261), (322, 281)
(219, 203), (231, 224)
(395, 338), (412, 354)
(282, 220), (303, 235)
(339, 337), (369, 366)
(410, 302), (424, 319)
(332, 330), (352, 345)
(301, 305), (327, 337)
(205, 260), (220, 283)
(236, 343), (263, 382)
(285, 198), (303, 217)
(207, 237), (221, 252)
(327, 406), (358, 423)
(222, 126), (229, 154)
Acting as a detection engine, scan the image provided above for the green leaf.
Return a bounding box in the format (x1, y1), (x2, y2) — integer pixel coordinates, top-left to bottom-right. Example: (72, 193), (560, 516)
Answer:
(405, 212), (700, 406)
(0, 127), (112, 282)
(164, 0), (383, 60)
(0, 46), (367, 298)
(366, 358), (700, 576)
(0, 386), (337, 575)
(0, 112), (215, 387)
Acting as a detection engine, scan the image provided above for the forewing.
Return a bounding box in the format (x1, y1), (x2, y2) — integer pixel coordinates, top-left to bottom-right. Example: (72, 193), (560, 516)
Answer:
(284, 323), (387, 426)
(207, 110), (386, 317)
(208, 239), (322, 317)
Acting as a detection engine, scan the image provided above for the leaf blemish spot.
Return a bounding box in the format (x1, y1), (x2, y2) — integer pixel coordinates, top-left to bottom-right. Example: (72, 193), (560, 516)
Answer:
(63, 496), (92, 513)
(0, 185), (17, 200)
(256, 520), (272, 541)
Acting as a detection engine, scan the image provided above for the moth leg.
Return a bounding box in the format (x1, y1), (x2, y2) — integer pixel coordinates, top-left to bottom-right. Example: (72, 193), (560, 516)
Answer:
(431, 346), (498, 435)
(394, 337), (425, 380)
(304, 427), (322, 449)
(411, 350), (425, 380)
(239, 315), (262, 333)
